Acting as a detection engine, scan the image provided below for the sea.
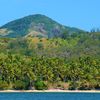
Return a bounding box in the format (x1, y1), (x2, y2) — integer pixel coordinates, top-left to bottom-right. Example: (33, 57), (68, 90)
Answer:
(0, 92), (100, 100)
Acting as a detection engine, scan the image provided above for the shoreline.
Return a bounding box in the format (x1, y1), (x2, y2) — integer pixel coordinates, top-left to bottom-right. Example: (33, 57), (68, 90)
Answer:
(0, 90), (100, 93)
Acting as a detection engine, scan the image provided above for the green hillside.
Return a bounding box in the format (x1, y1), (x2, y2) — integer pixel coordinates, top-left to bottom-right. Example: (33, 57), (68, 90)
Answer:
(0, 14), (99, 90)
(0, 14), (84, 38)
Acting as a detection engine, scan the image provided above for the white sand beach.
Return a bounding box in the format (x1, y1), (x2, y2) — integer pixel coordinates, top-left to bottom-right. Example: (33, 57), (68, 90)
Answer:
(0, 89), (100, 93)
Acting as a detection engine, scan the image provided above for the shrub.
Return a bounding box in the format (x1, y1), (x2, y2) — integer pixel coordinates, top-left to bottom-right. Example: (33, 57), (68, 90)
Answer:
(13, 80), (29, 90)
(34, 80), (47, 90)
(0, 81), (9, 90)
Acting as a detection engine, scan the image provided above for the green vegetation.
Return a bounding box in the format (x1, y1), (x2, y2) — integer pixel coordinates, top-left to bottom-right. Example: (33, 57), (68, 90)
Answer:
(0, 31), (99, 90)
(0, 14), (99, 90)
(34, 80), (47, 90)
(0, 14), (84, 38)
(0, 53), (99, 90)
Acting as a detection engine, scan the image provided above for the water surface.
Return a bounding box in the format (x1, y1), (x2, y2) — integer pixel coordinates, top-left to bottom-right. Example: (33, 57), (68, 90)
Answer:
(0, 92), (99, 100)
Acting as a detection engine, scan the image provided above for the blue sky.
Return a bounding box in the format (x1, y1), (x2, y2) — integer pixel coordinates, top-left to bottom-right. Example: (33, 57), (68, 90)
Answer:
(0, 0), (100, 31)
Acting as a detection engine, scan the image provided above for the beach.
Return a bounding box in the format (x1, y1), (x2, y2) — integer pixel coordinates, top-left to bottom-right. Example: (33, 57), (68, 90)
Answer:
(0, 90), (100, 93)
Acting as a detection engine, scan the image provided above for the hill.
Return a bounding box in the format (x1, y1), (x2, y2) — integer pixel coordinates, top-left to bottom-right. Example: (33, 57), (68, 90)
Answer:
(0, 14), (99, 90)
(0, 14), (84, 38)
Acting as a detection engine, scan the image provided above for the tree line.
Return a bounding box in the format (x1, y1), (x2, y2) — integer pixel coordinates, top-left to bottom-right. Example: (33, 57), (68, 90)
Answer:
(0, 53), (99, 90)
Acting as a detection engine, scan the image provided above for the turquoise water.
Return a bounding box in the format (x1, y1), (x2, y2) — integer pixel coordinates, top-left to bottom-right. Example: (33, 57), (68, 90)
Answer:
(0, 92), (99, 100)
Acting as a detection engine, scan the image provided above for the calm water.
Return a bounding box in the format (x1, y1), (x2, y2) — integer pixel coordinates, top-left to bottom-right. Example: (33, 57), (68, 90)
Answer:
(0, 92), (100, 100)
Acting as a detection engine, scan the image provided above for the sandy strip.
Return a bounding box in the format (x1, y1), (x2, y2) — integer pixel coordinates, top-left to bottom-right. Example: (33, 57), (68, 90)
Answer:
(0, 90), (100, 93)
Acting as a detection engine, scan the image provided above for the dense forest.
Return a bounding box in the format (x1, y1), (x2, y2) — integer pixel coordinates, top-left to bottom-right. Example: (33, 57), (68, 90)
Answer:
(0, 31), (100, 90)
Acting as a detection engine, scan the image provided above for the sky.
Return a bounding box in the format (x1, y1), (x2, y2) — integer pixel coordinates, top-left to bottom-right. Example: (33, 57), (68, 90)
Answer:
(0, 0), (100, 31)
